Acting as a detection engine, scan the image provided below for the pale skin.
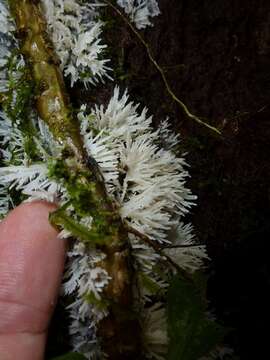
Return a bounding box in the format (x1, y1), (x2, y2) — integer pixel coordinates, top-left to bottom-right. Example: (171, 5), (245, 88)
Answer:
(0, 201), (66, 360)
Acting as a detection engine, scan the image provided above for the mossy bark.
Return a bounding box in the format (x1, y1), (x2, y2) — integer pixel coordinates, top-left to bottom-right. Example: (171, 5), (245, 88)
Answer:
(8, 0), (142, 357)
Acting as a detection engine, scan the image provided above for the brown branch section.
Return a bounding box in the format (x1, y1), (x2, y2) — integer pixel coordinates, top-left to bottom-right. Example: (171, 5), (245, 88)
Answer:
(9, 0), (85, 158)
(8, 1), (142, 358)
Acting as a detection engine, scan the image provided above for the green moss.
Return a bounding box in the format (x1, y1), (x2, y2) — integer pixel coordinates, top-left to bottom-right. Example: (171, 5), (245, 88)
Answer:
(48, 158), (101, 216)
(2, 53), (34, 122)
(48, 158), (70, 182)
(48, 159), (120, 244)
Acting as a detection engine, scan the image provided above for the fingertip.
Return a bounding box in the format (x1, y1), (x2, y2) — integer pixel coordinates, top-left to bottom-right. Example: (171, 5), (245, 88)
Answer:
(3, 200), (58, 236)
(0, 201), (66, 332)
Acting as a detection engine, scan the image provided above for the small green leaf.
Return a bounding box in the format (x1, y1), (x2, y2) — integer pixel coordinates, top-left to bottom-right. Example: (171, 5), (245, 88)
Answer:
(50, 352), (86, 360)
(167, 275), (225, 360)
(49, 208), (111, 245)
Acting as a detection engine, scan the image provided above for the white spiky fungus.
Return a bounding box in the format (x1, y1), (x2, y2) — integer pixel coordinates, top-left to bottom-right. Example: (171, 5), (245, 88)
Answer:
(0, 1), (15, 37)
(40, 0), (112, 87)
(159, 118), (181, 151)
(117, 0), (161, 29)
(80, 87), (196, 243)
(165, 222), (209, 273)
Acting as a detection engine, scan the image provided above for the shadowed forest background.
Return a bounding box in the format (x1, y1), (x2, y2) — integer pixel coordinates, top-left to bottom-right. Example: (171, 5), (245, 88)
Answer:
(47, 1), (270, 359)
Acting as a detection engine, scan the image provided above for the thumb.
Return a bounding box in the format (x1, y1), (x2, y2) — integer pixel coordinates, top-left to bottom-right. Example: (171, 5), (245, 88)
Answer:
(0, 201), (66, 360)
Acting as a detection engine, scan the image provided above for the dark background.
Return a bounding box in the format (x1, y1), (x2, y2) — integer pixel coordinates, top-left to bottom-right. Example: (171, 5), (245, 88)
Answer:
(48, 1), (270, 358)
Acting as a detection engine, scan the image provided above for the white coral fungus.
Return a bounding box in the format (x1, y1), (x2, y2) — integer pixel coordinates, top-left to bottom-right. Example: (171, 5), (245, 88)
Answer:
(41, 0), (112, 87)
(117, 0), (161, 29)
(165, 222), (209, 273)
(0, 77), (206, 359)
(80, 87), (195, 243)
(0, 1), (15, 37)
